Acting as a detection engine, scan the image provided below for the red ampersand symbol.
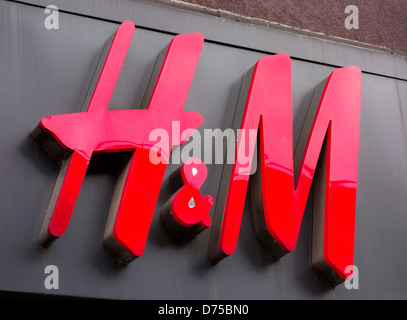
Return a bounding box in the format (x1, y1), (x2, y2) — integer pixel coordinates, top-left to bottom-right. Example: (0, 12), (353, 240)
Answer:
(161, 158), (213, 236)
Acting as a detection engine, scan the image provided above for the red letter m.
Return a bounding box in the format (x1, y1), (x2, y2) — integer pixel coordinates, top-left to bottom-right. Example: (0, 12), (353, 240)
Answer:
(209, 54), (362, 287)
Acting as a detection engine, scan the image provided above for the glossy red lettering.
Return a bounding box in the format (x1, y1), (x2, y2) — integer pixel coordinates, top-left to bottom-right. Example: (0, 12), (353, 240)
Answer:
(208, 54), (361, 286)
(31, 21), (204, 265)
(31, 20), (362, 287)
(161, 158), (213, 236)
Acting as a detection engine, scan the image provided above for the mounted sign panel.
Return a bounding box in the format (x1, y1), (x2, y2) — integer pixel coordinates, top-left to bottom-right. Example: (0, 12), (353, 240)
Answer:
(30, 20), (361, 287)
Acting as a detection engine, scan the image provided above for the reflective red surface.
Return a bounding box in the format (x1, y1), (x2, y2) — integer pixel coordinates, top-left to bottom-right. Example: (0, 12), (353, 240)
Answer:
(34, 21), (205, 259)
(171, 159), (213, 229)
(217, 54), (361, 280)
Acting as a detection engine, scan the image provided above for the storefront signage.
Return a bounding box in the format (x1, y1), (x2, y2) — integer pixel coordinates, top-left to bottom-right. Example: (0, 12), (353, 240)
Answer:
(30, 21), (361, 287)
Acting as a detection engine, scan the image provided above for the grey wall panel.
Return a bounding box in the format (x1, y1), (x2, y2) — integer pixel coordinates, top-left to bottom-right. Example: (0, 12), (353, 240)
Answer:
(0, 0), (407, 299)
(9, 0), (407, 81)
